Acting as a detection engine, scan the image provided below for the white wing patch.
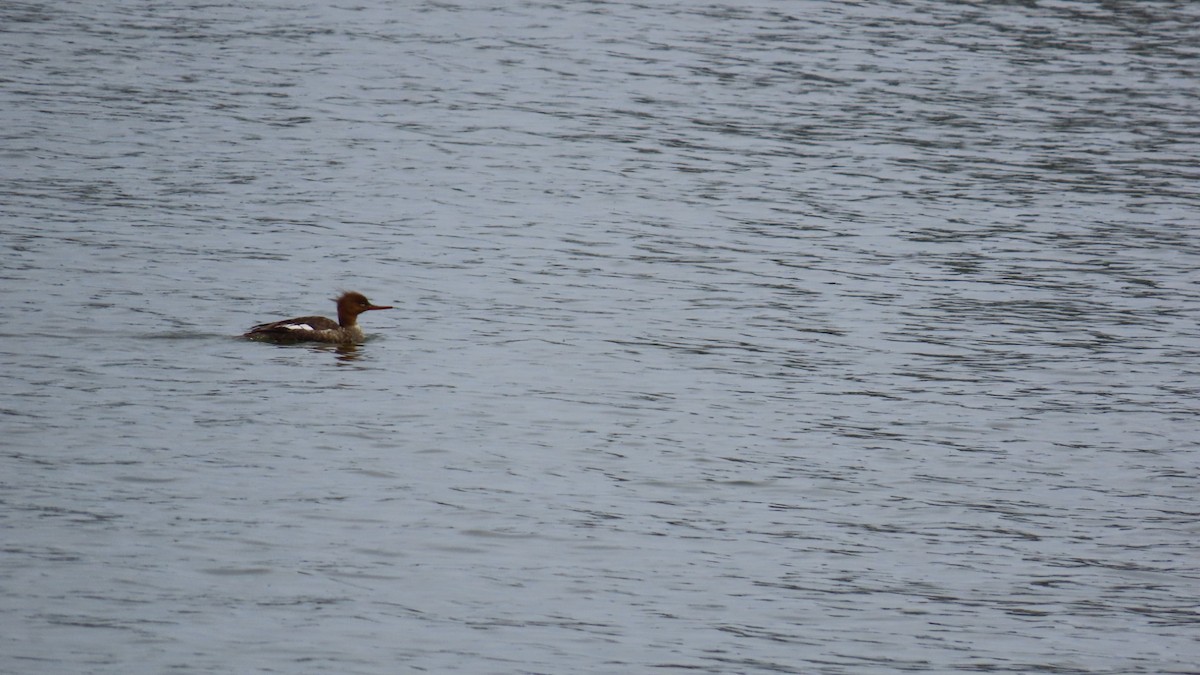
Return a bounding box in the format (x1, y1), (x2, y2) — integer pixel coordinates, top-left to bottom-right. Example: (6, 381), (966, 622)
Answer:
(283, 323), (314, 331)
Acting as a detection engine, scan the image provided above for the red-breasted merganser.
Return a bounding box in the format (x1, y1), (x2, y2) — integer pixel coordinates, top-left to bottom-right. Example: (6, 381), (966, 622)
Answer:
(243, 292), (393, 344)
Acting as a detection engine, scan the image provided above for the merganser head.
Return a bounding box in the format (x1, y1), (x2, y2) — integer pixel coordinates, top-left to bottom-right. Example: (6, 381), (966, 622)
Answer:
(336, 291), (393, 327)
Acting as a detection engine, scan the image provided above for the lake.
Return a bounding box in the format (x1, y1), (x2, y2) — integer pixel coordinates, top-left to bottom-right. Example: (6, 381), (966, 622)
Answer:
(2, 1), (1198, 673)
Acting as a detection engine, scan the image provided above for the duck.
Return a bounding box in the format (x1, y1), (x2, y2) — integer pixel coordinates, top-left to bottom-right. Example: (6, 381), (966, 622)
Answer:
(243, 292), (392, 344)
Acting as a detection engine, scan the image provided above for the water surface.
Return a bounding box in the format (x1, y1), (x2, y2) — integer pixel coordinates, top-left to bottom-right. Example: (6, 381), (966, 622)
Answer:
(2, 1), (1199, 673)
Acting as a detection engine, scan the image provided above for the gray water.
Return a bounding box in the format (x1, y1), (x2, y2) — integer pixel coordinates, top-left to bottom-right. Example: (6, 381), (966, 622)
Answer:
(2, 1), (1199, 673)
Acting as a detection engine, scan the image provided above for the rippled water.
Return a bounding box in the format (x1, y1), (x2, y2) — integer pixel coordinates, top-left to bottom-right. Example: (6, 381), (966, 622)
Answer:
(3, 1), (1199, 673)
